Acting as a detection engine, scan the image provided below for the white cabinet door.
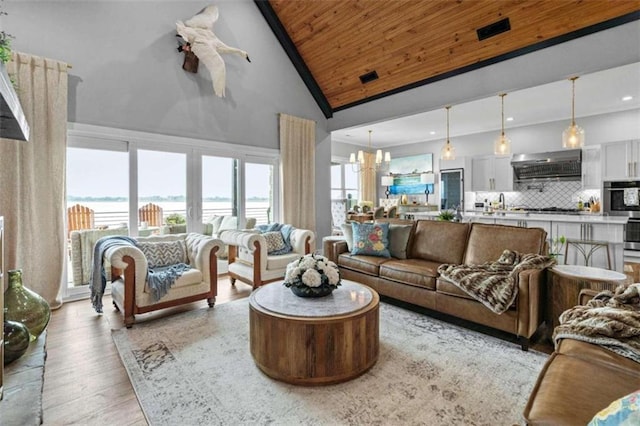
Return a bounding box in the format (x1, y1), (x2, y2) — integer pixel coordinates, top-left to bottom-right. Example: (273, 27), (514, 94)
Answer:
(582, 146), (601, 190)
(471, 156), (512, 191)
(471, 157), (492, 191)
(493, 157), (513, 192)
(602, 140), (640, 180)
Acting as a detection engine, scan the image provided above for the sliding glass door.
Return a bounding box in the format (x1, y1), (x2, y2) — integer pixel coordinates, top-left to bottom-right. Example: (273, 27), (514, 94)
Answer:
(66, 143), (129, 298)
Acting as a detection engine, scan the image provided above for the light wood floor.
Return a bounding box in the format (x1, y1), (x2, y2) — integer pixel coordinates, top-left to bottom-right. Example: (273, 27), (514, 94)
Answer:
(41, 275), (251, 426)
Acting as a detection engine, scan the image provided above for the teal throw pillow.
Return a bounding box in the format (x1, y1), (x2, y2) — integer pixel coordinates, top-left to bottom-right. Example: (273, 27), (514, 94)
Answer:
(351, 222), (390, 258)
(588, 391), (640, 426)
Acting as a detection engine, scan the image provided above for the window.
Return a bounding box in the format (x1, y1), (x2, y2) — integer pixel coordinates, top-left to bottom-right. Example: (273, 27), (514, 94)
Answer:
(331, 162), (359, 210)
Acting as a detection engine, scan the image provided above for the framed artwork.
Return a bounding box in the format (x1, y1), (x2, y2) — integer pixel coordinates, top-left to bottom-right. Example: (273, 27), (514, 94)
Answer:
(388, 154), (434, 195)
(389, 154), (433, 175)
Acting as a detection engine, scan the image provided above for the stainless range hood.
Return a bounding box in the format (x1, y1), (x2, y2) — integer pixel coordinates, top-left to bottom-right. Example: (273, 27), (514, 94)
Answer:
(511, 149), (582, 183)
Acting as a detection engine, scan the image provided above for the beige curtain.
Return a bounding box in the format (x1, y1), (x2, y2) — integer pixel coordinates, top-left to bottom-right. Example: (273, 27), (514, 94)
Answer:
(360, 152), (376, 204)
(0, 52), (68, 308)
(279, 113), (316, 233)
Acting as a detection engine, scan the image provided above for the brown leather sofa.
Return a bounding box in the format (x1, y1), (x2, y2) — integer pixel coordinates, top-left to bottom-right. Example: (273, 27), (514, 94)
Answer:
(325, 220), (549, 350)
(523, 289), (640, 425)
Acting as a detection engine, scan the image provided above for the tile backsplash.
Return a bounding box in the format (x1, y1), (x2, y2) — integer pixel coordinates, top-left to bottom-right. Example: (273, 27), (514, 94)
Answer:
(474, 181), (601, 210)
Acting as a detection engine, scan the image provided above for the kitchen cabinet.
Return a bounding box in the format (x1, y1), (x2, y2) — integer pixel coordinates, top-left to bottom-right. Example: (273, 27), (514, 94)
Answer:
(602, 140), (640, 180)
(581, 146), (601, 190)
(471, 155), (512, 192)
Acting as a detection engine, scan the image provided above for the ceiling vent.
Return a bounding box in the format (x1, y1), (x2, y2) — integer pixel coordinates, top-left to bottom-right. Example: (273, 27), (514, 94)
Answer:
(359, 70), (379, 84)
(477, 18), (511, 41)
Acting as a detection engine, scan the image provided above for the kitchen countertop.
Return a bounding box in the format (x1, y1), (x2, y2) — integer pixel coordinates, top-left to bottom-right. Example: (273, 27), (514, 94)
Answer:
(410, 210), (628, 224)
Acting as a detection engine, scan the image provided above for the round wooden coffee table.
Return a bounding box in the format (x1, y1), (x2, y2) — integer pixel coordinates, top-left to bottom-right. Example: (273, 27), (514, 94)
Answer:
(249, 280), (379, 386)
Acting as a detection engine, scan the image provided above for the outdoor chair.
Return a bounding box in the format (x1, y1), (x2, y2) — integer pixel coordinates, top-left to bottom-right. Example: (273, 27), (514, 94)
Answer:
(67, 204), (95, 237)
(138, 203), (164, 227)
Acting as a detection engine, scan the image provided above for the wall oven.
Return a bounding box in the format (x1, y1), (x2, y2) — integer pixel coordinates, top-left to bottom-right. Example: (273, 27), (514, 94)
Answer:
(603, 180), (640, 217)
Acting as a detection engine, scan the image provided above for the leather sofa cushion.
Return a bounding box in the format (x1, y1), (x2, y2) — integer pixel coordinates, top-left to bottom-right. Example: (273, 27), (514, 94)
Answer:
(410, 220), (470, 264)
(338, 253), (390, 276)
(524, 340), (640, 426)
(379, 259), (440, 290)
(465, 223), (546, 265)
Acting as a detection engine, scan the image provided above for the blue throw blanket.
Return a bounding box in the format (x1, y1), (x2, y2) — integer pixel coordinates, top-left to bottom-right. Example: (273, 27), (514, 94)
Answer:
(90, 236), (138, 313)
(147, 263), (192, 302)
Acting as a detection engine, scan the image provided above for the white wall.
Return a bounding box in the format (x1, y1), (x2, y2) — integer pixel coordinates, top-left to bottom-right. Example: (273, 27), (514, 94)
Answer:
(4, 0), (333, 240)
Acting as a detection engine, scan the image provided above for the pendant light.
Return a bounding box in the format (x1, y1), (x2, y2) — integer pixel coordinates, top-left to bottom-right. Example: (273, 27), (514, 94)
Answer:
(562, 76), (585, 149)
(349, 130), (391, 173)
(494, 93), (512, 156)
(440, 106), (456, 161)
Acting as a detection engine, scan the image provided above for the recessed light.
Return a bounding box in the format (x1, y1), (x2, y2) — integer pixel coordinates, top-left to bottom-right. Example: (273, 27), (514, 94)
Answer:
(506, 117), (514, 122)
(430, 131), (436, 135)
(345, 134), (352, 137)
(622, 95), (633, 101)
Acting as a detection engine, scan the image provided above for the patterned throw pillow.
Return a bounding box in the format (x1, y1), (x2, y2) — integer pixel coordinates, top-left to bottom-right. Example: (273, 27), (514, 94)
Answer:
(588, 391), (640, 426)
(138, 240), (188, 268)
(263, 231), (286, 254)
(351, 222), (390, 258)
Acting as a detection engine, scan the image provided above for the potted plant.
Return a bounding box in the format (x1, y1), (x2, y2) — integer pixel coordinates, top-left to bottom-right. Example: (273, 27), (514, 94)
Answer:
(437, 210), (455, 221)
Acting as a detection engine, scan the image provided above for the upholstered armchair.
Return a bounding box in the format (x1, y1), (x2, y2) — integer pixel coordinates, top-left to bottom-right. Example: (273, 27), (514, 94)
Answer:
(104, 233), (222, 327)
(221, 227), (315, 289)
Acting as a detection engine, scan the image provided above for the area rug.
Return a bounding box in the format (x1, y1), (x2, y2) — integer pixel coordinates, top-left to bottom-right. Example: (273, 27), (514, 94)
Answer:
(112, 299), (547, 425)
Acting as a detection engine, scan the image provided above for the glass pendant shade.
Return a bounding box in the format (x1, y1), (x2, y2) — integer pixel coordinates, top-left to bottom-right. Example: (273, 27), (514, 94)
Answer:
(440, 106), (455, 160)
(494, 93), (512, 156)
(563, 77), (585, 148)
(441, 141), (456, 161)
(562, 123), (585, 148)
(494, 133), (512, 156)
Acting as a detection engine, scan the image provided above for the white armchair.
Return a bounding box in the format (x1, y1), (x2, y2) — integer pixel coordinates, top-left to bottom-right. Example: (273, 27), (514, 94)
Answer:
(221, 228), (315, 289)
(105, 233), (222, 327)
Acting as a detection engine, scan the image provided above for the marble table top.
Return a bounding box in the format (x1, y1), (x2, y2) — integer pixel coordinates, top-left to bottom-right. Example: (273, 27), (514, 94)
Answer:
(551, 264), (627, 281)
(251, 280), (375, 318)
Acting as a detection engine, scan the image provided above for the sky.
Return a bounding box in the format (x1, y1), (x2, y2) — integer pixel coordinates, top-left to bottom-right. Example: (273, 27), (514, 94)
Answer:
(67, 148), (271, 199)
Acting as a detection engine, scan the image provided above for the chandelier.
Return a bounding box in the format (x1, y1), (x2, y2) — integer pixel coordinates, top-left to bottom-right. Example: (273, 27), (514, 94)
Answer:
(494, 93), (512, 156)
(562, 76), (585, 149)
(440, 106), (456, 161)
(350, 130), (391, 173)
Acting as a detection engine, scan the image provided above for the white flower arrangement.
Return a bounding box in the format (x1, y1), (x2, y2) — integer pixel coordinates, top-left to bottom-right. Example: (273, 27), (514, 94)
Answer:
(283, 253), (341, 297)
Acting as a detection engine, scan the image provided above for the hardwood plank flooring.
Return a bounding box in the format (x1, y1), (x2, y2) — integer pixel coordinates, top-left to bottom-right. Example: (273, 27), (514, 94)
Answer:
(41, 275), (251, 426)
(41, 277), (551, 425)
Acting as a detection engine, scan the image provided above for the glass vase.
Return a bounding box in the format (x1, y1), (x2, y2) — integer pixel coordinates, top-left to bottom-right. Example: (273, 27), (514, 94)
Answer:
(4, 269), (51, 342)
(4, 319), (31, 364)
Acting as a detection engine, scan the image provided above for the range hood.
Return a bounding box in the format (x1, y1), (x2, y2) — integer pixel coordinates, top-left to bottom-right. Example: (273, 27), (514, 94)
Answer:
(511, 149), (582, 183)
(0, 62), (29, 141)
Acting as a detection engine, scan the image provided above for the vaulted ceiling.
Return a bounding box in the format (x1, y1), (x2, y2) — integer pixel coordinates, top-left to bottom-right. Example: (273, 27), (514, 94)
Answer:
(256, 0), (640, 118)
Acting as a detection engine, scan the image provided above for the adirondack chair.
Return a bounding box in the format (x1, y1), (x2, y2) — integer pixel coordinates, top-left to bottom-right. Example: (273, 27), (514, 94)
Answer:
(67, 204), (95, 237)
(138, 203), (164, 227)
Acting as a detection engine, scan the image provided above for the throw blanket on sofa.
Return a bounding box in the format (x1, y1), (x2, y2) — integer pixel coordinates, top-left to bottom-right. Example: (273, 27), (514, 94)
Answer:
(553, 283), (640, 364)
(90, 236), (138, 314)
(437, 250), (556, 314)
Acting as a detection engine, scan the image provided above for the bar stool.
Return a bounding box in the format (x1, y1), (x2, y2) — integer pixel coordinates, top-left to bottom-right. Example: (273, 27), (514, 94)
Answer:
(563, 239), (612, 270)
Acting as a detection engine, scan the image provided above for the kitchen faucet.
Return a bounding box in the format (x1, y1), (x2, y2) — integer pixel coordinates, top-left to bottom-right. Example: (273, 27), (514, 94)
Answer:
(499, 193), (505, 210)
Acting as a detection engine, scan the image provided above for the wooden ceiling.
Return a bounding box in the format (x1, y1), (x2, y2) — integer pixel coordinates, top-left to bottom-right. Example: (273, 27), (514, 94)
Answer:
(256, 0), (640, 118)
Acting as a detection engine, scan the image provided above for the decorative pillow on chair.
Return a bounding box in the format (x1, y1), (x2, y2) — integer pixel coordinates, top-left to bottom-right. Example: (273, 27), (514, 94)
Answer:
(341, 223), (353, 251)
(351, 222), (390, 258)
(138, 240), (188, 268)
(263, 231), (287, 254)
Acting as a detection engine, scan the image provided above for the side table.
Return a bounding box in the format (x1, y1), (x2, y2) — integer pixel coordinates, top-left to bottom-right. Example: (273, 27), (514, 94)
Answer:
(546, 265), (628, 332)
